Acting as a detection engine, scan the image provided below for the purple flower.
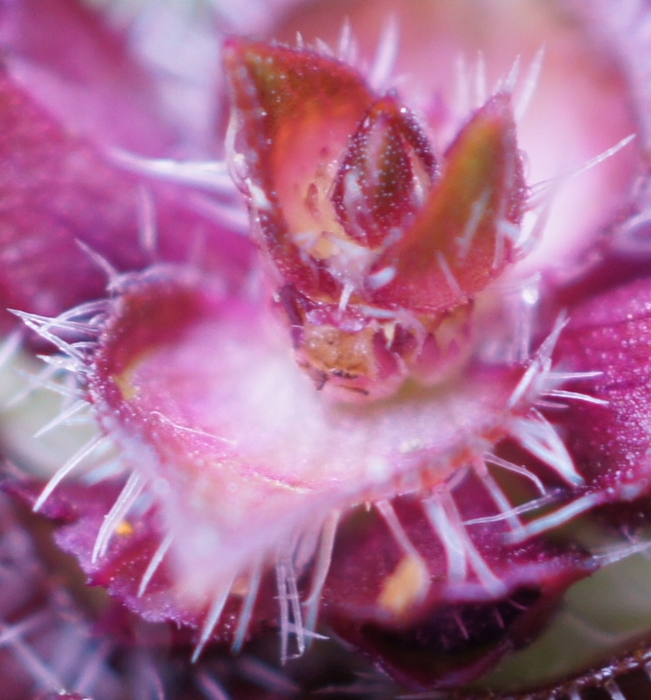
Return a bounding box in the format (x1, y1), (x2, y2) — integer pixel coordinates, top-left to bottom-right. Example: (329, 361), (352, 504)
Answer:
(1, 1), (651, 698)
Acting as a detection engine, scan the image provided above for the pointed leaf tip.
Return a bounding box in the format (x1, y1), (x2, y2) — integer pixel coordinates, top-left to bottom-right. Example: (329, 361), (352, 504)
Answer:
(369, 93), (526, 313)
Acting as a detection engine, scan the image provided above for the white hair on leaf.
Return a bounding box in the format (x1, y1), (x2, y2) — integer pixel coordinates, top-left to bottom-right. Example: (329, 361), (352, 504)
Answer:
(137, 532), (174, 598)
(92, 471), (146, 563)
(231, 560), (264, 654)
(33, 433), (114, 513)
(192, 574), (236, 663)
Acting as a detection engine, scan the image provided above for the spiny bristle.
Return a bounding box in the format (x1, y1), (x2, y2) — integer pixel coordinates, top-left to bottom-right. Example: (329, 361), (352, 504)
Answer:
(11, 301), (106, 346)
(573, 133), (637, 178)
(149, 410), (237, 446)
(603, 679), (626, 700)
(36, 354), (84, 374)
(540, 368), (607, 410)
(423, 494), (468, 583)
(546, 370), (603, 382)
(137, 531), (174, 598)
(367, 15), (400, 91)
(307, 17), (399, 94)
(508, 409), (582, 486)
(462, 492), (559, 526)
(454, 52), (489, 114)
(0, 516), (123, 696)
(109, 149), (238, 195)
(50, 619), (88, 686)
(528, 134), (636, 206)
(508, 312), (568, 408)
(568, 684), (582, 700)
(196, 671), (232, 700)
(455, 54), (471, 117)
(454, 45), (543, 127)
(82, 457), (127, 486)
(508, 356), (548, 409)
(474, 51), (488, 108)
(76, 240), (120, 287)
(492, 216), (507, 269)
(612, 208), (651, 255)
(303, 509), (340, 640)
(33, 433), (113, 512)
(337, 19), (357, 65)
(70, 639), (112, 697)
(10, 311), (88, 361)
(0, 613), (51, 648)
(0, 561), (119, 696)
(33, 400), (92, 439)
(0, 619), (66, 692)
(91, 471), (146, 563)
(518, 184), (557, 255)
(136, 184), (159, 261)
(0, 328), (24, 371)
(314, 37), (334, 57)
(484, 452), (547, 495)
(483, 276), (540, 365)
(540, 388), (609, 408)
(496, 55), (521, 95)
(337, 282), (355, 314)
(422, 491), (505, 594)
(506, 492), (603, 543)
(508, 413), (576, 480)
(57, 299), (110, 320)
(180, 193), (250, 235)
(231, 561), (263, 654)
(376, 500), (427, 566)
(593, 536), (651, 567)
(436, 252), (463, 295)
(125, 648), (167, 699)
(498, 218), (525, 247)
(275, 552), (306, 663)
(515, 46), (545, 120)
(5, 364), (62, 408)
(192, 576), (235, 663)
(457, 190), (491, 259)
(473, 462), (522, 532)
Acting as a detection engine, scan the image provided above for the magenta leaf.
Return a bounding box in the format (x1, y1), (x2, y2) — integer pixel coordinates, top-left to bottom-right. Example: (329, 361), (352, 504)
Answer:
(555, 275), (651, 501)
(0, 67), (251, 334)
(0, 0), (178, 154)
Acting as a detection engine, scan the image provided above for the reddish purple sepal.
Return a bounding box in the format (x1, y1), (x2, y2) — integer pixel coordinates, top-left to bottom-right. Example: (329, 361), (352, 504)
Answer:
(322, 472), (594, 690)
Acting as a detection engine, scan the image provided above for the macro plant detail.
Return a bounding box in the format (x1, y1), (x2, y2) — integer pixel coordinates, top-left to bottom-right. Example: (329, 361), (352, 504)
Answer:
(224, 37), (527, 400)
(1, 0), (651, 699)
